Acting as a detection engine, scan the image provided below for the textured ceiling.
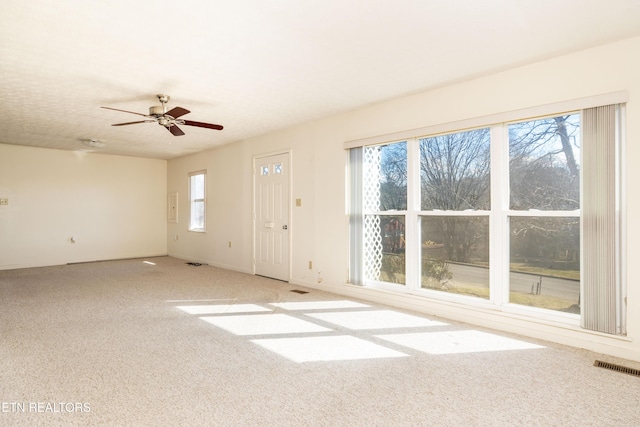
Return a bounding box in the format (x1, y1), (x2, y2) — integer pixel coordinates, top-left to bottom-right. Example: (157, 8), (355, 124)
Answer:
(2, 0), (640, 160)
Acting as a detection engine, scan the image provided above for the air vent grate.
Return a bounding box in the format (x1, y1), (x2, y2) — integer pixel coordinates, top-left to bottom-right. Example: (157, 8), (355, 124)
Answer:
(594, 360), (640, 377)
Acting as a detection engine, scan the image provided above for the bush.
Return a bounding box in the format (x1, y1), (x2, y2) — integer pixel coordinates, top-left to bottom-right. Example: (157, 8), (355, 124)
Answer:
(381, 253), (405, 283)
(422, 258), (452, 283)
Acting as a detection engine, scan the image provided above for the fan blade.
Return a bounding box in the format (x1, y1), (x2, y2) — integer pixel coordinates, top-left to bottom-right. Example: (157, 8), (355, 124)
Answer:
(112, 120), (152, 126)
(101, 106), (149, 117)
(183, 120), (223, 131)
(166, 107), (190, 119)
(168, 124), (185, 136)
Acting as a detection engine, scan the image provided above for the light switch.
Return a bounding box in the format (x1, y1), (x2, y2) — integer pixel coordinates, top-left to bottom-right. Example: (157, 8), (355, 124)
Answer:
(296, 198), (302, 207)
(0, 198), (8, 206)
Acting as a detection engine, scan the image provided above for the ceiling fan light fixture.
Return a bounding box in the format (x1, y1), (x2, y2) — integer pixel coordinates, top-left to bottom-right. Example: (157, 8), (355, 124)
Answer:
(82, 139), (106, 148)
(101, 94), (223, 136)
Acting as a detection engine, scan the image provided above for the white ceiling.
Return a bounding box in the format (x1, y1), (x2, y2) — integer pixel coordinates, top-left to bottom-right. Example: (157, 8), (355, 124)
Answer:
(2, 0), (640, 160)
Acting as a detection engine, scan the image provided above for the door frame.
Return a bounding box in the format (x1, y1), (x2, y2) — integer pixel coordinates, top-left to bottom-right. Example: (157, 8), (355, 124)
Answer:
(252, 149), (293, 281)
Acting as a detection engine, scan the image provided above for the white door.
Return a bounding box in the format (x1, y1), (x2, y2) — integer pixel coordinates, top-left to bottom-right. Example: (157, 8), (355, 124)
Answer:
(254, 153), (290, 281)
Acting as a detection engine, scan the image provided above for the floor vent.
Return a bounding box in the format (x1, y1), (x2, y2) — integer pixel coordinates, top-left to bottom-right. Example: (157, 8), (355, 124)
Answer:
(290, 289), (309, 294)
(594, 360), (640, 377)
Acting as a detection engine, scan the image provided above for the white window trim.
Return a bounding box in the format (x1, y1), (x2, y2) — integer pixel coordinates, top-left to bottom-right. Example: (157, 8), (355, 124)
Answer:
(344, 91), (628, 150)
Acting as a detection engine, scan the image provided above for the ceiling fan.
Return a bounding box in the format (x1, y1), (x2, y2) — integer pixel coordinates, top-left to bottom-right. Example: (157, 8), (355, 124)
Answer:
(101, 94), (223, 136)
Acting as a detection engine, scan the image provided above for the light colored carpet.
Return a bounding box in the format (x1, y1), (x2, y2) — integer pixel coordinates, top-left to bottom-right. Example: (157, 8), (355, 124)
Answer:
(1, 256), (639, 426)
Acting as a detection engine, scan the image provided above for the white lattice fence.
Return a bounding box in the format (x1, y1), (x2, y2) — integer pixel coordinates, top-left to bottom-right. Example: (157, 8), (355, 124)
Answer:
(363, 146), (383, 281)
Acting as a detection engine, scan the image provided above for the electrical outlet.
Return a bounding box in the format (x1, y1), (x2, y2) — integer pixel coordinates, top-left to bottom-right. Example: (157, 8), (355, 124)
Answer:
(308, 261), (313, 270)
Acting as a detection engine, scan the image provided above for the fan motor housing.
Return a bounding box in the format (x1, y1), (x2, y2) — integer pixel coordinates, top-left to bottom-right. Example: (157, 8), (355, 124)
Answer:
(149, 106), (164, 116)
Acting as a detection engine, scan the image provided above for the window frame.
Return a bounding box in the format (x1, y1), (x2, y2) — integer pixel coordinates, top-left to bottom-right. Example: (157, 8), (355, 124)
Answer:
(188, 170), (207, 233)
(361, 141), (409, 288)
(348, 93), (627, 333)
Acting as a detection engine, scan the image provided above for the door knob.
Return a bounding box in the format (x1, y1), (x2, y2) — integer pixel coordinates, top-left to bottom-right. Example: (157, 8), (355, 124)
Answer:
(282, 225), (288, 230)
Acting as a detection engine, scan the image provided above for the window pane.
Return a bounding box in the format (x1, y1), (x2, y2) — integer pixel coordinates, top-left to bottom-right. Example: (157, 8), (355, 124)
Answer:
(420, 216), (489, 299)
(190, 200), (205, 230)
(419, 128), (490, 211)
(509, 114), (580, 210)
(363, 142), (407, 211)
(191, 174), (205, 200)
(509, 217), (580, 312)
(364, 215), (405, 285)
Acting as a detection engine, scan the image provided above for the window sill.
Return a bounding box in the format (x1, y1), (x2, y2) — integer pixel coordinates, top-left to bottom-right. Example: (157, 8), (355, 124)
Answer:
(347, 282), (631, 342)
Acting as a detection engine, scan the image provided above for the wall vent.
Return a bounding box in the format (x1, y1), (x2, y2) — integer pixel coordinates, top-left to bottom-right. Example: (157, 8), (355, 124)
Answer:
(594, 360), (640, 377)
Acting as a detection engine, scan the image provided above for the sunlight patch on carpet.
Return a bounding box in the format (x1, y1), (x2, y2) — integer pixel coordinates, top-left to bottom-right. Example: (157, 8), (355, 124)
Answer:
(177, 304), (271, 315)
(270, 300), (371, 311)
(252, 335), (408, 362)
(305, 310), (448, 330)
(199, 314), (330, 335)
(376, 330), (545, 355)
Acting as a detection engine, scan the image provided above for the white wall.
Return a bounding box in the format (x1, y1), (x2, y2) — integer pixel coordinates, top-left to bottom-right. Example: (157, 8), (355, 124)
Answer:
(0, 144), (167, 269)
(167, 36), (640, 361)
(167, 142), (249, 271)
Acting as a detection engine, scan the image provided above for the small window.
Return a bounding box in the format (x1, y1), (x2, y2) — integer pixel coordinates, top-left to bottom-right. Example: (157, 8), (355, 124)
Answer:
(189, 171), (206, 232)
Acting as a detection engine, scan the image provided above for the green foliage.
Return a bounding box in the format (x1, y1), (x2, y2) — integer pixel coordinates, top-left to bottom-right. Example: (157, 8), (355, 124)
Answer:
(422, 258), (452, 282)
(380, 253), (405, 283)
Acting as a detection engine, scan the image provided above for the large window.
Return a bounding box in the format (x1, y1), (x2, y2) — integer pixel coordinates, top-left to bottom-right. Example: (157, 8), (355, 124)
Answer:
(419, 128), (491, 298)
(189, 171), (206, 232)
(349, 102), (624, 334)
(508, 115), (580, 311)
